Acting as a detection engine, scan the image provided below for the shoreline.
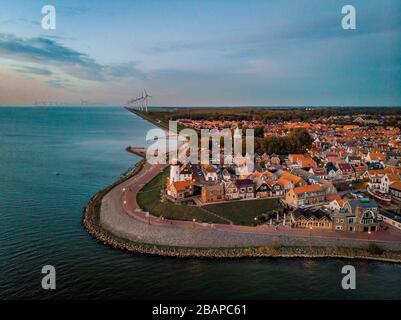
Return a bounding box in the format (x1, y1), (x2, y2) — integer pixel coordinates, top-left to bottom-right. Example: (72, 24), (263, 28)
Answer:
(82, 109), (401, 263)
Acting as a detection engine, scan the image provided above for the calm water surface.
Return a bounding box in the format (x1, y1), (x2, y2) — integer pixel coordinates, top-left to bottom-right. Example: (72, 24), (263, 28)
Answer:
(1, 107), (400, 300)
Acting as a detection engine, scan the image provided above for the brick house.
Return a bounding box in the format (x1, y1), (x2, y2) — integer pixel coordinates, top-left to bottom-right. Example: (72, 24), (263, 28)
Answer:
(168, 180), (194, 200)
(332, 198), (379, 232)
(201, 183), (224, 203)
(285, 184), (326, 208)
(291, 208), (332, 229)
(235, 179), (255, 199)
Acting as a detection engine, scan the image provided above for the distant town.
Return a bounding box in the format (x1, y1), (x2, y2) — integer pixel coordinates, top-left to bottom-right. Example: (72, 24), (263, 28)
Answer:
(160, 108), (401, 234)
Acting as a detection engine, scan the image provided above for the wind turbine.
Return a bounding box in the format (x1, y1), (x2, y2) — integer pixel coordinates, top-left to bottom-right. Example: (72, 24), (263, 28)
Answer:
(144, 89), (152, 112)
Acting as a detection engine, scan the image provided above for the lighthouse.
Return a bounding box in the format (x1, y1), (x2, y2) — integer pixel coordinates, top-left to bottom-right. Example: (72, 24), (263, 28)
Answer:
(169, 159), (180, 184)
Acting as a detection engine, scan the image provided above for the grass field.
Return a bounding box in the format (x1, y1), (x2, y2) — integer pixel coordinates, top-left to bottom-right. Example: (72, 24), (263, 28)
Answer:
(203, 198), (280, 226)
(137, 168), (281, 226)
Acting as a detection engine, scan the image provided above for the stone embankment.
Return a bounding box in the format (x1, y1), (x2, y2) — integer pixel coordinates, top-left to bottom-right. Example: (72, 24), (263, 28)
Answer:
(83, 158), (401, 263)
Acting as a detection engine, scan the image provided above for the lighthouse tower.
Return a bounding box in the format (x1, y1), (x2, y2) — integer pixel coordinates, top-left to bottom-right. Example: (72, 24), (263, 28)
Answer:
(169, 159), (180, 184)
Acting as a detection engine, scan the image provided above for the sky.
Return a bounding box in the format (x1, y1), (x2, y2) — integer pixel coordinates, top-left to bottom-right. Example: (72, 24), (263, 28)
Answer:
(0, 0), (400, 106)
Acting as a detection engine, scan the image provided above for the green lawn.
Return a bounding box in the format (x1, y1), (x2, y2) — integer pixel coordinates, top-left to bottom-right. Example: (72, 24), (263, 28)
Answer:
(137, 168), (281, 226)
(204, 198), (280, 226)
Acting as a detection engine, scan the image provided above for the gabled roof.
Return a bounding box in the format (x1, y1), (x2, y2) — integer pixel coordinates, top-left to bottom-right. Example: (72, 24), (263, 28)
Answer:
(292, 184), (322, 195)
(202, 164), (216, 173)
(277, 177), (292, 188)
(386, 174), (401, 183)
(179, 163), (192, 174)
(254, 177), (269, 190)
(280, 171), (303, 184)
(236, 179), (254, 188)
(172, 180), (193, 192)
(389, 181), (401, 192)
(292, 208), (332, 221)
(368, 153), (386, 161)
(338, 163), (353, 171)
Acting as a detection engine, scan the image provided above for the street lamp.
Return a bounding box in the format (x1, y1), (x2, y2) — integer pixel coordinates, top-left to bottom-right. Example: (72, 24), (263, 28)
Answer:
(368, 230), (372, 241)
(192, 218), (196, 228)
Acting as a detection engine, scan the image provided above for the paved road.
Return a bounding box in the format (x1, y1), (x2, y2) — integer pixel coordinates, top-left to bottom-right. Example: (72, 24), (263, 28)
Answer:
(100, 160), (401, 251)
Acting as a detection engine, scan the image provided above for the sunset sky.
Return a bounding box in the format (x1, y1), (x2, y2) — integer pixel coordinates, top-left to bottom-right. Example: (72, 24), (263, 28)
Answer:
(0, 0), (400, 106)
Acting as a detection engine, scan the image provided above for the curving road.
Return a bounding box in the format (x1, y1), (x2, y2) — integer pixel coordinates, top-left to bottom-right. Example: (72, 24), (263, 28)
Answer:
(99, 159), (401, 251)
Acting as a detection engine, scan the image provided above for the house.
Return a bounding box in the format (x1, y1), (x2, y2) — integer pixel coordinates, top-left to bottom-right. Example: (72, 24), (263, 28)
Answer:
(201, 183), (224, 203)
(380, 173), (401, 193)
(179, 163), (193, 181)
(254, 177), (270, 198)
(221, 168), (231, 181)
(291, 208), (332, 229)
(325, 155), (342, 165)
(266, 179), (284, 197)
(332, 198), (379, 232)
(386, 151), (401, 160)
(326, 164), (342, 180)
(223, 180), (239, 200)
(288, 154), (317, 169)
(366, 170), (386, 189)
(235, 179), (255, 199)
(352, 162), (368, 180)
(378, 210), (401, 230)
(327, 195), (347, 211)
(337, 163), (354, 181)
(309, 167), (327, 180)
(201, 164), (218, 181)
(385, 158), (401, 168)
(366, 168), (401, 190)
(284, 184), (326, 208)
(366, 152), (386, 163)
(345, 155), (362, 164)
(277, 177), (294, 193)
(320, 179), (338, 195)
(389, 181), (401, 202)
(167, 180), (194, 200)
(279, 171), (307, 187)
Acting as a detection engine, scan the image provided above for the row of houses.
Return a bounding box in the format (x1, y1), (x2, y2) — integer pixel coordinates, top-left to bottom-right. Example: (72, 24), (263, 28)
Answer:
(290, 197), (380, 233)
(166, 160), (333, 205)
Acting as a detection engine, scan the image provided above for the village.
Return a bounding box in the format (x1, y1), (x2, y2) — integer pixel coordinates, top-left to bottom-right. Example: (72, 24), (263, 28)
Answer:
(164, 116), (401, 234)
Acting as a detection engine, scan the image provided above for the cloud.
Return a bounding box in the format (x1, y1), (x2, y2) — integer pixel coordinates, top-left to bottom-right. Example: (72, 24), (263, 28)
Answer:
(104, 62), (147, 80)
(14, 66), (53, 76)
(0, 18), (40, 27)
(47, 79), (73, 89)
(57, 5), (90, 17)
(0, 33), (147, 82)
(144, 2), (401, 57)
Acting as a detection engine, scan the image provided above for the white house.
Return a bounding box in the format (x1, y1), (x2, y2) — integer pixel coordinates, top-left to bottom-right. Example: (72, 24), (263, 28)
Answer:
(201, 164), (218, 181)
(380, 173), (401, 193)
